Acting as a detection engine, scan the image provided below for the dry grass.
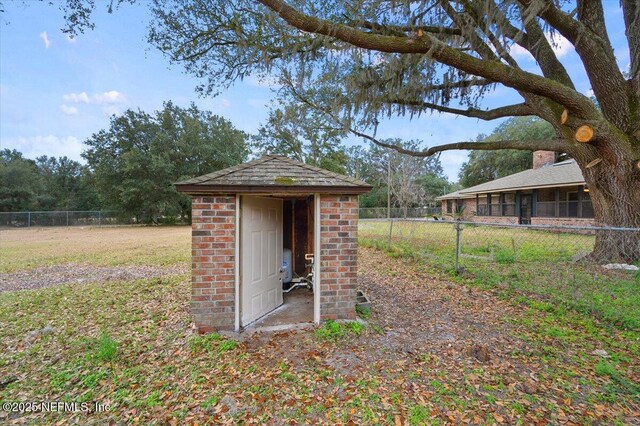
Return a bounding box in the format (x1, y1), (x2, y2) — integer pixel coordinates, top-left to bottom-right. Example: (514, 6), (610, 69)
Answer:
(0, 226), (191, 273)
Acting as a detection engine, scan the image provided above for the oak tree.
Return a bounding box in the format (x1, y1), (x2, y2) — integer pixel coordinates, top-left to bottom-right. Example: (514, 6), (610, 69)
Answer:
(57, 0), (640, 260)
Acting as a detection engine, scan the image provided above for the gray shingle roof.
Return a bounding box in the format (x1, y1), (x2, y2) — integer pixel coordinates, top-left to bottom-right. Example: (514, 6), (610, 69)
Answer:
(437, 160), (585, 200)
(175, 155), (372, 194)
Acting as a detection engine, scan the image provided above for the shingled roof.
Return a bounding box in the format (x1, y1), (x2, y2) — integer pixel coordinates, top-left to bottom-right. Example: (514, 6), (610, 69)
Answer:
(175, 155), (372, 195)
(438, 160), (585, 200)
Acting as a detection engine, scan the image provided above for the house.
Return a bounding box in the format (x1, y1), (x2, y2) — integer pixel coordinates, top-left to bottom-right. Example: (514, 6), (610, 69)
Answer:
(437, 151), (594, 226)
(175, 155), (372, 333)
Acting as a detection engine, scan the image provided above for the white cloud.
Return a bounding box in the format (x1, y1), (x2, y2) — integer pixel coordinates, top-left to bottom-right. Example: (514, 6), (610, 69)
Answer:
(59, 104), (79, 115)
(509, 43), (531, 58)
(509, 32), (573, 59)
(62, 91), (127, 107)
(94, 90), (126, 104)
(546, 32), (573, 57)
(585, 88), (595, 97)
(39, 31), (51, 49)
(4, 135), (84, 161)
(63, 92), (90, 103)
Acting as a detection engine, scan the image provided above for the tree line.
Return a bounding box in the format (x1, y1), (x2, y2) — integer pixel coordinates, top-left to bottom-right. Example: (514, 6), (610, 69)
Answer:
(5, 100), (492, 222)
(1, 102), (249, 223)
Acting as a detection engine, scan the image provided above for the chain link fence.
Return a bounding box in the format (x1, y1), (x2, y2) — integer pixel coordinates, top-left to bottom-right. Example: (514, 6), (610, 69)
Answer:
(358, 218), (640, 328)
(359, 206), (441, 219)
(0, 211), (137, 228)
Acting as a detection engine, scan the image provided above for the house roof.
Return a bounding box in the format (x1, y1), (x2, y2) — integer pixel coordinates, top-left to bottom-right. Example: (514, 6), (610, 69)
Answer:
(175, 155), (373, 195)
(437, 160), (585, 200)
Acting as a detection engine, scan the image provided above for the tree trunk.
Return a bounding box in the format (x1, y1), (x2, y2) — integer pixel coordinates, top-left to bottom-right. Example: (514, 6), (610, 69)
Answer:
(577, 145), (640, 263)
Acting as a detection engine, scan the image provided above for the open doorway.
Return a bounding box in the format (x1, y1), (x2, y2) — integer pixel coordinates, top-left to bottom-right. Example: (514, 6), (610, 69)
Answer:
(240, 195), (315, 329)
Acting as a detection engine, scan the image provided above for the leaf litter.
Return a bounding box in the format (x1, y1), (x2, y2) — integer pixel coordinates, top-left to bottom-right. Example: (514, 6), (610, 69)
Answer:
(0, 246), (638, 425)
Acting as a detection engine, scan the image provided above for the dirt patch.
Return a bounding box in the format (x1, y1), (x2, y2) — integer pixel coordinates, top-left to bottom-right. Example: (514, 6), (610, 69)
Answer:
(0, 263), (189, 292)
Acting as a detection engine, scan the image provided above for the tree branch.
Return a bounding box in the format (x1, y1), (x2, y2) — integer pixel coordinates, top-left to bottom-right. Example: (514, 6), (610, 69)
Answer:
(622, 0), (640, 104)
(349, 128), (569, 157)
(285, 78), (564, 157)
(521, 0), (629, 129)
(353, 19), (462, 37)
(257, 0), (600, 120)
(385, 99), (534, 120)
(359, 76), (493, 93)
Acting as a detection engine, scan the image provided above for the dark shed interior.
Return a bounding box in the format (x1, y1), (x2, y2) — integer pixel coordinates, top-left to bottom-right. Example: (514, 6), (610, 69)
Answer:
(282, 196), (314, 276)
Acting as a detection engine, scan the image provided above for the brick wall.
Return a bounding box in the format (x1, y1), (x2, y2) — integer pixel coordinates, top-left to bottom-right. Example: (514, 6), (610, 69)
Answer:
(531, 217), (595, 227)
(191, 195), (236, 333)
(472, 215), (519, 225)
(319, 195), (358, 321)
(441, 198), (476, 220)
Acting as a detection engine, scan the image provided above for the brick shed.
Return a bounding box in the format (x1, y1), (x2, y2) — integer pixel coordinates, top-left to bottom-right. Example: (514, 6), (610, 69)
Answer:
(175, 155), (372, 333)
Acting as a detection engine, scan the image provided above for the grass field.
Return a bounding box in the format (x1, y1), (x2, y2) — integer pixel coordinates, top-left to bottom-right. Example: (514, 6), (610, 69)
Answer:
(360, 220), (640, 330)
(1, 226), (639, 424)
(0, 226), (190, 273)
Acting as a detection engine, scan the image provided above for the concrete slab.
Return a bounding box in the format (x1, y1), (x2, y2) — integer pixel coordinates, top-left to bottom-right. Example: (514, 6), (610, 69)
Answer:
(247, 288), (314, 329)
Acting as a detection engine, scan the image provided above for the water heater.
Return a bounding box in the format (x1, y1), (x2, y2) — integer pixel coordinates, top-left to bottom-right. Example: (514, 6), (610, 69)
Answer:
(282, 248), (293, 284)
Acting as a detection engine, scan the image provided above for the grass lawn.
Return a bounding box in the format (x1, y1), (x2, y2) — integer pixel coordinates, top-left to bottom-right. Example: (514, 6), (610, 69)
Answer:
(0, 226), (191, 273)
(1, 226), (638, 424)
(360, 220), (640, 330)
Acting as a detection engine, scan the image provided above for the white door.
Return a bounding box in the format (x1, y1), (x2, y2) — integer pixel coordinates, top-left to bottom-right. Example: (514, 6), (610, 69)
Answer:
(241, 196), (283, 326)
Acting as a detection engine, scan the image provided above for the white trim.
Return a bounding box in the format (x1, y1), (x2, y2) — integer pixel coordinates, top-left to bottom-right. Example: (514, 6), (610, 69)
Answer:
(234, 195), (241, 332)
(313, 193), (321, 325)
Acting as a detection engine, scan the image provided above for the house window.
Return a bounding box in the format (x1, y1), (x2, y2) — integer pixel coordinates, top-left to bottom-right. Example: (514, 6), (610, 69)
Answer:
(536, 188), (557, 217)
(447, 200), (453, 214)
(502, 193), (516, 216)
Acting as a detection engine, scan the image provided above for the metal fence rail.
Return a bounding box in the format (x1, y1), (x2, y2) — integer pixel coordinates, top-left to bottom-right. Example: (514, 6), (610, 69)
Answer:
(0, 211), (134, 228)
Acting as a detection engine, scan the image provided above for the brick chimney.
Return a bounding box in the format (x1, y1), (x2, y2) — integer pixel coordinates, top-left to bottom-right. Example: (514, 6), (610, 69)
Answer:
(532, 150), (556, 169)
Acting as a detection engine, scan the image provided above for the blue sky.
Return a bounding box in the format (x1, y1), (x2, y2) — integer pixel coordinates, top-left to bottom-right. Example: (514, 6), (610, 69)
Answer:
(0, 1), (630, 181)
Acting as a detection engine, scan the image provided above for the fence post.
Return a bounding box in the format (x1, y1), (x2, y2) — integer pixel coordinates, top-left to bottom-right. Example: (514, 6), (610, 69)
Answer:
(455, 221), (462, 274)
(28, 212), (31, 227)
(98, 211), (101, 226)
(387, 218), (394, 250)
(66, 211), (69, 227)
